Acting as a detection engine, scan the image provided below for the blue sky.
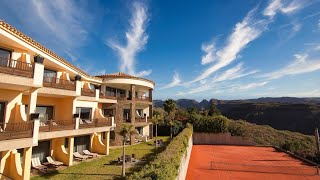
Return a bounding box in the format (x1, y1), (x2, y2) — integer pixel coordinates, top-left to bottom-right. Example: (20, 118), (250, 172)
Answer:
(0, 0), (320, 100)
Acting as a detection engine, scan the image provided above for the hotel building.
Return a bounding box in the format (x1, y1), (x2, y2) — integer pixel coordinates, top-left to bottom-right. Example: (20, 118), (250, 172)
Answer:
(0, 19), (154, 180)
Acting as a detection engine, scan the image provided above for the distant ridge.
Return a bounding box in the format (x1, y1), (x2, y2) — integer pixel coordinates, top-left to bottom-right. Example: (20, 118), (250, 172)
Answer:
(153, 97), (320, 135)
(153, 97), (320, 109)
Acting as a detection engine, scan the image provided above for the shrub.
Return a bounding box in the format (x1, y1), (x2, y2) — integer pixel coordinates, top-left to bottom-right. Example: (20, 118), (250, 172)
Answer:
(188, 115), (229, 133)
(127, 124), (193, 180)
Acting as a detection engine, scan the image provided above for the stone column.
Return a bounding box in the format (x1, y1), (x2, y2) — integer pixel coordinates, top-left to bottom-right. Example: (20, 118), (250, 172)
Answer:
(149, 89), (153, 102)
(130, 103), (135, 123)
(67, 137), (74, 166)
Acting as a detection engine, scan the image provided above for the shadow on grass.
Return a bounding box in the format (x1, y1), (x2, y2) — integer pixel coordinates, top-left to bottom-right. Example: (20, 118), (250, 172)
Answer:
(125, 139), (170, 176)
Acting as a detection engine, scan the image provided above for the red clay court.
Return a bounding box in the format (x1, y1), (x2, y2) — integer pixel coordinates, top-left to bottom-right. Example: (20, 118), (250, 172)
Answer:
(186, 145), (320, 180)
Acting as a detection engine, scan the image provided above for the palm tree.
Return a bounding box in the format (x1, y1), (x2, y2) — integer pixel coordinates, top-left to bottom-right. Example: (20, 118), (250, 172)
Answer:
(119, 123), (136, 177)
(152, 112), (163, 148)
(163, 99), (176, 139)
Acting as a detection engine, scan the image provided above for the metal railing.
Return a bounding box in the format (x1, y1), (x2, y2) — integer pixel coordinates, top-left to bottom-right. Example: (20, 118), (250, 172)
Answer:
(43, 77), (76, 91)
(0, 57), (34, 78)
(81, 89), (96, 97)
(39, 120), (75, 132)
(0, 121), (34, 141)
(117, 94), (129, 100)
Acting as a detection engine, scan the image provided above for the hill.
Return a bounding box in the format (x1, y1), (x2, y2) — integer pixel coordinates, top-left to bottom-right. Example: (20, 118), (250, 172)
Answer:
(154, 97), (320, 135)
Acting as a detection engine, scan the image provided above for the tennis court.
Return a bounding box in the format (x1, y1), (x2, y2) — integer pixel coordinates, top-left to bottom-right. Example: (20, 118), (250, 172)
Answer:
(186, 145), (319, 180)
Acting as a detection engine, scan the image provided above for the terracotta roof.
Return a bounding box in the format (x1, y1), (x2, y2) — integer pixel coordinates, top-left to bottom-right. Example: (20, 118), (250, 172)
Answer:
(0, 19), (101, 81)
(96, 72), (155, 85)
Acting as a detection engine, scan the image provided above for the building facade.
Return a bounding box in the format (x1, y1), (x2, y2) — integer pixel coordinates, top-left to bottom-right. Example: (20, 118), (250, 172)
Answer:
(0, 19), (154, 180)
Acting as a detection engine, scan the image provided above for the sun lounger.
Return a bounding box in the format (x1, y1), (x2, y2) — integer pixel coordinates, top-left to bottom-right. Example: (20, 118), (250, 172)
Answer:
(31, 157), (47, 173)
(73, 152), (89, 160)
(46, 156), (63, 166)
(83, 150), (98, 157)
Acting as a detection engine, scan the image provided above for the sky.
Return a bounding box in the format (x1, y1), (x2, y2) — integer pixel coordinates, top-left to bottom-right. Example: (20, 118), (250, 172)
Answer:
(0, 0), (320, 101)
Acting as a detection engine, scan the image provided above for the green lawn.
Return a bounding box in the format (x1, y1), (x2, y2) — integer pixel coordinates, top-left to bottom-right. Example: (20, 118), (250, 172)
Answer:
(31, 136), (170, 180)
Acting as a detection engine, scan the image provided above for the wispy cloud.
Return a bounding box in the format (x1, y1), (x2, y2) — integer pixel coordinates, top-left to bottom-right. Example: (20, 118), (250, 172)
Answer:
(0, 0), (96, 61)
(261, 53), (320, 80)
(263, 0), (305, 18)
(201, 42), (216, 65)
(212, 63), (258, 82)
(191, 7), (269, 83)
(236, 81), (269, 91)
(107, 1), (151, 77)
(160, 72), (182, 89)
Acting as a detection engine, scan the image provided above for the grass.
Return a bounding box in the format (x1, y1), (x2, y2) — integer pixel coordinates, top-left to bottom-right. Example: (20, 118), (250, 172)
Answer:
(31, 136), (170, 180)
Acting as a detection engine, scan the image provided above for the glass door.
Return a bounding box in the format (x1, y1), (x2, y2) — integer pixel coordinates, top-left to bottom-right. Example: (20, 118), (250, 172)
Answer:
(76, 107), (92, 120)
(0, 102), (5, 130)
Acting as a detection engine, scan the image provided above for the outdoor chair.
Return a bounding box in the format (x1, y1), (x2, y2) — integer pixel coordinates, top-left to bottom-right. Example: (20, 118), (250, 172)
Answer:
(73, 152), (89, 161)
(83, 150), (98, 157)
(46, 156), (63, 167)
(31, 157), (48, 173)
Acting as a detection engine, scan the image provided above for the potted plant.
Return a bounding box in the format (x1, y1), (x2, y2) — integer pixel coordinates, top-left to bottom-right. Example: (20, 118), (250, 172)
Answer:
(75, 75), (81, 81)
(34, 54), (44, 63)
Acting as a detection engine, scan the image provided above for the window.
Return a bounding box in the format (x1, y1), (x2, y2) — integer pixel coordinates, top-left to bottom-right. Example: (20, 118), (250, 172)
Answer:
(36, 106), (54, 121)
(65, 138), (69, 151)
(76, 107), (92, 120)
(0, 102), (5, 124)
(106, 87), (116, 97)
(0, 48), (11, 60)
(110, 131), (115, 140)
(123, 109), (130, 122)
(25, 105), (54, 121)
(0, 48), (11, 67)
(43, 69), (57, 82)
(103, 109), (113, 117)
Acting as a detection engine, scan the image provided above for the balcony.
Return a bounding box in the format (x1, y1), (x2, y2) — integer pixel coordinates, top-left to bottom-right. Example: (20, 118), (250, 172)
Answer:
(79, 118), (113, 129)
(81, 89), (96, 97)
(99, 93), (117, 100)
(135, 96), (150, 102)
(0, 58), (33, 78)
(0, 121), (34, 141)
(43, 77), (76, 91)
(39, 120), (75, 132)
(135, 117), (148, 123)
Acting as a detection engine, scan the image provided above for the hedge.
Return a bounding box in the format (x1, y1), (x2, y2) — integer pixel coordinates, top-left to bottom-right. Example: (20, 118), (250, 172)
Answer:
(188, 114), (229, 133)
(127, 124), (193, 180)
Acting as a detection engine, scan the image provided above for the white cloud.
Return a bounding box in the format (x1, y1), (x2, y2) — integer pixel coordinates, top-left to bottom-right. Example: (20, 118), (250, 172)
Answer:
(191, 7), (268, 83)
(212, 63), (258, 82)
(261, 53), (320, 80)
(263, 0), (304, 18)
(237, 81), (269, 91)
(107, 2), (151, 77)
(160, 72), (182, 89)
(201, 42), (216, 65)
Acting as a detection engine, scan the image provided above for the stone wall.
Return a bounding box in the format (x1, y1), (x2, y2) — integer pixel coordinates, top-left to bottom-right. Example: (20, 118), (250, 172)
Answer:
(176, 135), (193, 180)
(193, 132), (255, 146)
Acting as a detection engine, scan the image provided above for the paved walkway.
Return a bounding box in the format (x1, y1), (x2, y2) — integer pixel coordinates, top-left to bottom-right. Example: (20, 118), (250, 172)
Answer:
(186, 145), (319, 180)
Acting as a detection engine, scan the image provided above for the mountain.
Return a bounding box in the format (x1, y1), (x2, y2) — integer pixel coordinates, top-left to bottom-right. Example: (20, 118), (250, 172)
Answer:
(153, 97), (320, 135)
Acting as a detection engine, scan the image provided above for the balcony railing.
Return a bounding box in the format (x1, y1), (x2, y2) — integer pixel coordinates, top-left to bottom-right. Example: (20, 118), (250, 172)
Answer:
(0, 57), (34, 78)
(99, 93), (117, 100)
(135, 117), (148, 123)
(135, 96), (150, 102)
(0, 122), (34, 141)
(39, 120), (75, 132)
(79, 118), (112, 129)
(43, 77), (76, 91)
(81, 89), (96, 97)
(117, 94), (129, 100)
